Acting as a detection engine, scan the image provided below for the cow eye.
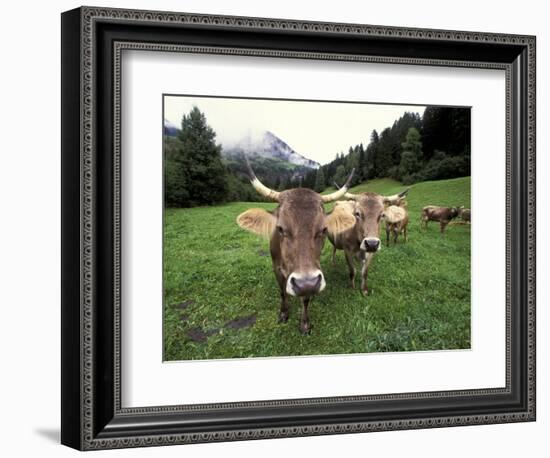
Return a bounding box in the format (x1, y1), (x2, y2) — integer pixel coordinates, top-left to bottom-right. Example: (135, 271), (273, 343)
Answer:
(278, 227), (293, 238)
(354, 211), (361, 218)
(317, 227), (328, 238)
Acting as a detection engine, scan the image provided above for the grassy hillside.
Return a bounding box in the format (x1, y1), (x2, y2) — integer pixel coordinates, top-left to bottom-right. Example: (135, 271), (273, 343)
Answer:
(163, 176), (471, 361)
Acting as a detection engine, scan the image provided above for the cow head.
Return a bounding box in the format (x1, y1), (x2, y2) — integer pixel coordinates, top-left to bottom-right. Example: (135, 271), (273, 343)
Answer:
(237, 163), (356, 298)
(342, 189), (409, 253)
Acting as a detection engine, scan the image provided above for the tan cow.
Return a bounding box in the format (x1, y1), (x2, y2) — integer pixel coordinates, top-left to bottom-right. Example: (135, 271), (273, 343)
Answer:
(458, 206), (471, 223)
(384, 203), (409, 246)
(237, 162), (356, 334)
(328, 189), (409, 295)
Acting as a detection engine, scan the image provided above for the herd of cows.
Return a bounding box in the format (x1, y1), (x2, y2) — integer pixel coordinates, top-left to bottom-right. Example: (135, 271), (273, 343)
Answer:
(236, 162), (470, 335)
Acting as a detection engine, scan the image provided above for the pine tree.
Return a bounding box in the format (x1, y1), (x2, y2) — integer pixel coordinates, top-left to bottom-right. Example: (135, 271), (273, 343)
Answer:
(165, 106), (228, 207)
(314, 168), (326, 192)
(398, 127), (423, 180)
(358, 143), (366, 182)
(401, 127), (423, 159)
(366, 130), (379, 179)
(165, 137), (190, 206)
(374, 128), (393, 177)
(333, 165), (347, 187)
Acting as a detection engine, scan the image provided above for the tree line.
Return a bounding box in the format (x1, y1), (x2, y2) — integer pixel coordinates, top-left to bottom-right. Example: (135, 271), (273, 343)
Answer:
(165, 105), (470, 207)
(303, 107), (470, 191)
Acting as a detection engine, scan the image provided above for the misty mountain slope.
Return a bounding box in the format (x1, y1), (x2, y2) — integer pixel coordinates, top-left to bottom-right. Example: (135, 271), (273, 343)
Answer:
(163, 121), (319, 169)
(163, 121), (320, 190)
(163, 118), (179, 137)
(222, 130), (320, 170)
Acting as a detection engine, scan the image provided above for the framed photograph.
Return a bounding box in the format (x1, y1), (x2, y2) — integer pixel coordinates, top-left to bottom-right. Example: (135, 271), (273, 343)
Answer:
(61, 6), (536, 450)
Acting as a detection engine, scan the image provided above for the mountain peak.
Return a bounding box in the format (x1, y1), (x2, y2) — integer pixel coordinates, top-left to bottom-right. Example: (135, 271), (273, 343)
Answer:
(224, 130), (320, 169)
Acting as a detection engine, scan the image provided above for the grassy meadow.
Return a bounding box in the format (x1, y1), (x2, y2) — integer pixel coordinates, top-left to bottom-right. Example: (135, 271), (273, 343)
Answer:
(163, 176), (471, 361)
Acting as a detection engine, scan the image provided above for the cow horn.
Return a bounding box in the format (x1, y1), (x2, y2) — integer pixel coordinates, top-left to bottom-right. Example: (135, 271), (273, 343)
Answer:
(332, 181), (357, 200)
(344, 192), (358, 200)
(333, 180), (358, 201)
(245, 156), (280, 202)
(321, 168), (355, 203)
(382, 188), (410, 203)
(332, 177), (364, 200)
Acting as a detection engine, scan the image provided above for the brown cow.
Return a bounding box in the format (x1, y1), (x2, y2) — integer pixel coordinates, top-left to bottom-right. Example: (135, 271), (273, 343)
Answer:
(237, 163), (356, 334)
(458, 206), (471, 223)
(384, 203), (409, 246)
(328, 189), (409, 295)
(420, 206), (459, 233)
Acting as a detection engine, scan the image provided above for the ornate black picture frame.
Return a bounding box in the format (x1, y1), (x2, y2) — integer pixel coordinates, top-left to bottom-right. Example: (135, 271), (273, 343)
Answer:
(61, 6), (536, 450)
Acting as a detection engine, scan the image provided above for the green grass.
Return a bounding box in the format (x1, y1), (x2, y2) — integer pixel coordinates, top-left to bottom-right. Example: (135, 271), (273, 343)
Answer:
(163, 176), (471, 361)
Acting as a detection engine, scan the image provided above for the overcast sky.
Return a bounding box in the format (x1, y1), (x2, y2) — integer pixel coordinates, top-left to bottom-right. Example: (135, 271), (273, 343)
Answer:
(164, 95), (426, 165)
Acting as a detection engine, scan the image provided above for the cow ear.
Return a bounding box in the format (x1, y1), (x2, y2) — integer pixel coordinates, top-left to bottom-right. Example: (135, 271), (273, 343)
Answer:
(326, 204), (356, 235)
(237, 208), (276, 238)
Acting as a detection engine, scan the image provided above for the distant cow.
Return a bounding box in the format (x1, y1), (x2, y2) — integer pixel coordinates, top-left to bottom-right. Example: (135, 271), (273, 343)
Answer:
(458, 206), (471, 223)
(420, 206), (459, 233)
(237, 162), (356, 334)
(384, 203), (409, 245)
(328, 189), (409, 295)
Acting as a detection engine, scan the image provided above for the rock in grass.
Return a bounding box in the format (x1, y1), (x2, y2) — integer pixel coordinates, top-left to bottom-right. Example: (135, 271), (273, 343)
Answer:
(186, 327), (219, 342)
(224, 315), (257, 330)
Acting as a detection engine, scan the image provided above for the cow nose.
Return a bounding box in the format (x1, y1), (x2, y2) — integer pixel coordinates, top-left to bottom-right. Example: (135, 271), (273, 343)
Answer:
(362, 238), (380, 252)
(287, 271), (325, 297)
(291, 275), (322, 297)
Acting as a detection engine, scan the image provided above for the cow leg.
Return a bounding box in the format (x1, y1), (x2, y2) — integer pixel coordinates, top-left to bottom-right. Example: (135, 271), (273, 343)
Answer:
(440, 221), (447, 234)
(393, 225), (399, 244)
(422, 216), (429, 230)
(344, 250), (356, 289)
(299, 297), (312, 335)
(403, 223), (408, 242)
(331, 244), (337, 265)
(278, 290), (290, 323)
(360, 253), (373, 296)
(274, 270), (289, 323)
(386, 224), (390, 246)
